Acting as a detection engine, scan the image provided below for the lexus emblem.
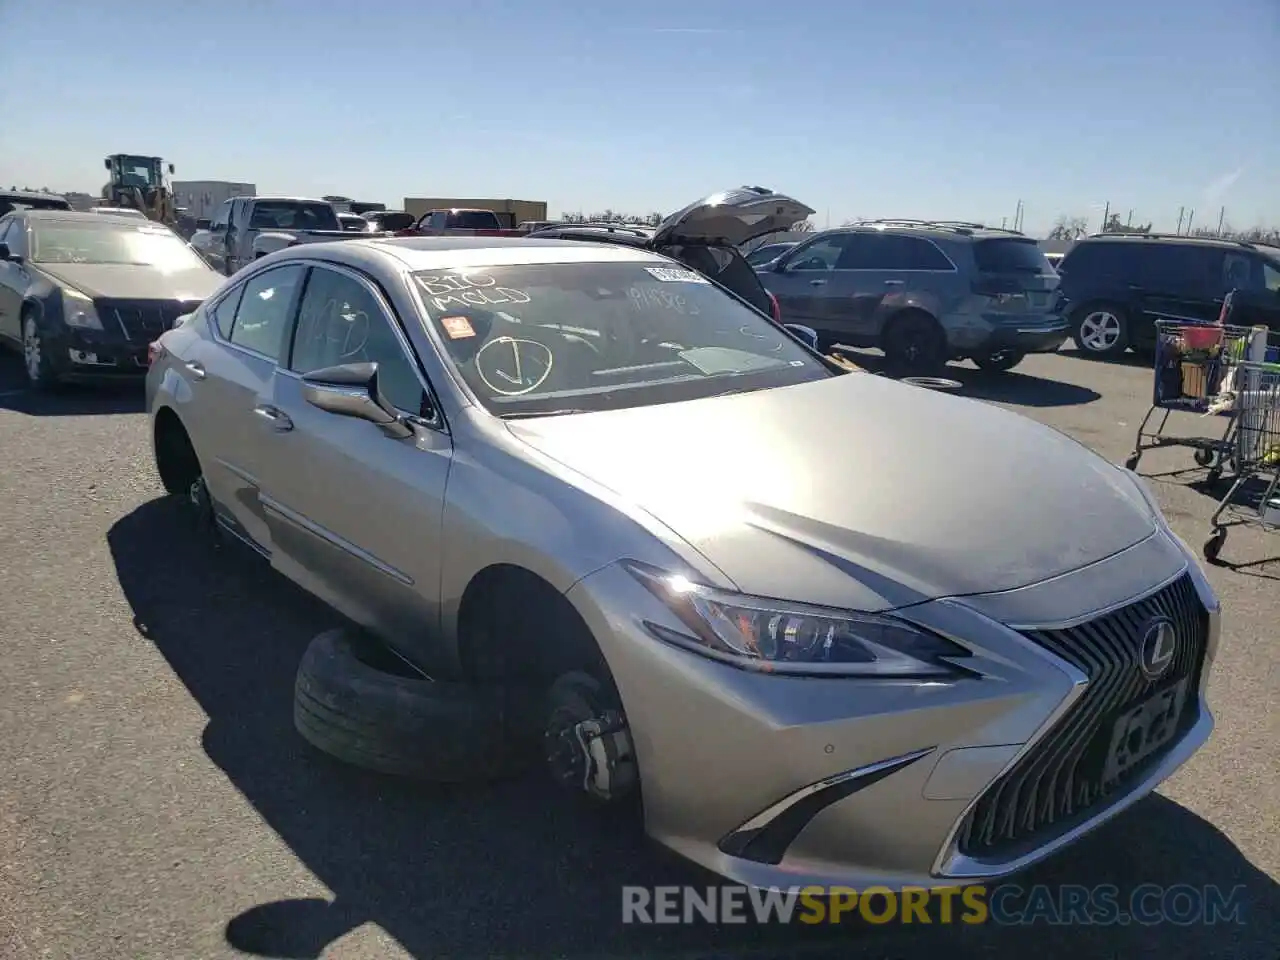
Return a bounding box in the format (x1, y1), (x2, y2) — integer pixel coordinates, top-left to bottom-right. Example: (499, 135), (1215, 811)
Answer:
(1139, 618), (1177, 679)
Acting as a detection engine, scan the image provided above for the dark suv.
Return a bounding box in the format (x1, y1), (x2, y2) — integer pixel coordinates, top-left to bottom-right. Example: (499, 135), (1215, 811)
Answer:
(756, 220), (1066, 373)
(1058, 233), (1280, 358)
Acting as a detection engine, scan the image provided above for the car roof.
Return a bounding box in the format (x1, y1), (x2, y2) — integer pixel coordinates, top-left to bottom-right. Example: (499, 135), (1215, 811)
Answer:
(16, 209), (167, 226)
(528, 227), (651, 247)
(280, 236), (668, 272)
(830, 220), (1029, 242)
(0, 189), (70, 203)
(1077, 233), (1262, 251)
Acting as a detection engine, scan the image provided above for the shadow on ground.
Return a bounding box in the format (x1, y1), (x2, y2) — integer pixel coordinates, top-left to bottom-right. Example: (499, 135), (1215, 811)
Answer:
(832, 349), (1100, 408)
(108, 497), (1279, 959)
(0, 353), (145, 416)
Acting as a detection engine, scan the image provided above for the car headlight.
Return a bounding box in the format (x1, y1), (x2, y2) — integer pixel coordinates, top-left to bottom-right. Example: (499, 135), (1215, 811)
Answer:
(62, 288), (103, 330)
(626, 562), (972, 678)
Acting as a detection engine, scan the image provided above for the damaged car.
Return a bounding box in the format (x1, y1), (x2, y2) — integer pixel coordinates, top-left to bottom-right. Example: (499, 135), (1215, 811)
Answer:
(146, 231), (1220, 893)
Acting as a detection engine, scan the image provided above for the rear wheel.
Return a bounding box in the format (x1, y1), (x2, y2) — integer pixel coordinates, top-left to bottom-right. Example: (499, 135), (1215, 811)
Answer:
(1072, 303), (1129, 358)
(883, 311), (947, 374)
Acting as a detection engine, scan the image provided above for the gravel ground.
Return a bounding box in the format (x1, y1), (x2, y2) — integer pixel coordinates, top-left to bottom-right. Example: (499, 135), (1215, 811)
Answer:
(0, 346), (1276, 960)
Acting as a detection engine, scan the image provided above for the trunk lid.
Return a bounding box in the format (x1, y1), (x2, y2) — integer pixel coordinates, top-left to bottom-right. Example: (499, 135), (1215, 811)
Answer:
(651, 187), (814, 248)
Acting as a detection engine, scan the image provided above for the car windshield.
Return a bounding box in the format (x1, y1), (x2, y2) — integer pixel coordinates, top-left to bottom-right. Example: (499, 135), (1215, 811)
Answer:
(973, 238), (1053, 273)
(412, 262), (830, 417)
(30, 220), (208, 270)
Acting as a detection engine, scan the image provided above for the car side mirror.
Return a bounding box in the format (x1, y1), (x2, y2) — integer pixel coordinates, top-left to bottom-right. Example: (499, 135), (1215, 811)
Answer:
(168, 163), (175, 174)
(301, 362), (414, 438)
(784, 324), (819, 350)
(104, 158), (112, 170)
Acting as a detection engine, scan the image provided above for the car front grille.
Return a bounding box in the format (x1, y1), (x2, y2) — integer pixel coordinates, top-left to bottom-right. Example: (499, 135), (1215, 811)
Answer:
(955, 573), (1207, 861)
(96, 299), (194, 342)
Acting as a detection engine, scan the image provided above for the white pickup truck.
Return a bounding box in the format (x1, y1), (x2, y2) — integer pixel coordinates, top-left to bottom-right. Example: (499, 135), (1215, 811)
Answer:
(190, 196), (375, 275)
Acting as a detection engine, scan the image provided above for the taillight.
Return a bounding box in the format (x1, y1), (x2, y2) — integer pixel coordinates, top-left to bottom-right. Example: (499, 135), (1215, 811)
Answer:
(147, 340), (165, 366)
(768, 291), (782, 323)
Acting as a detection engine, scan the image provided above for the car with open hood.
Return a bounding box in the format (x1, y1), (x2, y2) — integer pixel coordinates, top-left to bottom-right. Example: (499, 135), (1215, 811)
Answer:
(145, 233), (1219, 894)
(528, 186), (814, 327)
(0, 210), (221, 387)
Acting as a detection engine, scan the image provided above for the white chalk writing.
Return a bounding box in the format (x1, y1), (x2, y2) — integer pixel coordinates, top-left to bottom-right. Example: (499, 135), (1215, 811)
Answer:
(431, 287), (532, 311)
(415, 273), (499, 297)
(627, 286), (699, 315)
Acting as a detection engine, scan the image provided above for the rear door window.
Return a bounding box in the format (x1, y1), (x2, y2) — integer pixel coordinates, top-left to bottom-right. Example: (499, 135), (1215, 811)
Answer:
(786, 234), (852, 271)
(972, 238), (1051, 273)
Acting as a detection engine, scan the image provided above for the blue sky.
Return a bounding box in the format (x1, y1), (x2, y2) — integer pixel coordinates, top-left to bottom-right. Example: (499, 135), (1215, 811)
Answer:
(2, 0), (1276, 235)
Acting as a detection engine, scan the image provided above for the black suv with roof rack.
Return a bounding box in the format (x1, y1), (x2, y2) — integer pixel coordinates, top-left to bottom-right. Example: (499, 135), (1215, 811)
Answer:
(1057, 232), (1280, 358)
(755, 219), (1066, 372)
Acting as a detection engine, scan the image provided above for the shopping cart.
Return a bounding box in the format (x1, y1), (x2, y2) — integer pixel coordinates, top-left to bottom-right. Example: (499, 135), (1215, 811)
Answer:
(1124, 319), (1278, 481)
(1203, 358), (1280, 560)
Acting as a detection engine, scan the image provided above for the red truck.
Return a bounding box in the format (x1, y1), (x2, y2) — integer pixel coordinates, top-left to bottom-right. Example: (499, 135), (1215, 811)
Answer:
(395, 207), (523, 238)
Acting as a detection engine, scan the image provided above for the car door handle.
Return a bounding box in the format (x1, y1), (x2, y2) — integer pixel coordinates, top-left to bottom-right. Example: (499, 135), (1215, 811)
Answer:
(809, 279), (827, 287)
(184, 361), (206, 380)
(254, 404), (294, 431)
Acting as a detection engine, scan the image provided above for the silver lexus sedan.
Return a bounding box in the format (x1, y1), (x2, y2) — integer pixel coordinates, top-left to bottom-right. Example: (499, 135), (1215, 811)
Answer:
(145, 205), (1219, 891)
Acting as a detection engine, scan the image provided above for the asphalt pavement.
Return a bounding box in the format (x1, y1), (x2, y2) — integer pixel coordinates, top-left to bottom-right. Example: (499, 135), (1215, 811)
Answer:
(0, 347), (1276, 959)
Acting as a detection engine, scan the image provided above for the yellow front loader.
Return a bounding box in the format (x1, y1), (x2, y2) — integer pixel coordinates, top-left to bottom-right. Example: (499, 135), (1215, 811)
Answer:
(102, 154), (177, 227)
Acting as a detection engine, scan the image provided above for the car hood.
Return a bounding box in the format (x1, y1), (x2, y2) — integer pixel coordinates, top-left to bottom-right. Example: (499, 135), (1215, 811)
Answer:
(506, 375), (1157, 611)
(651, 186), (814, 248)
(37, 262), (221, 302)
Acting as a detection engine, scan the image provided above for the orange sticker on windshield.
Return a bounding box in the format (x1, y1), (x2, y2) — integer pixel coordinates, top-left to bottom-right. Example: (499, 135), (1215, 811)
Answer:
(441, 315), (476, 339)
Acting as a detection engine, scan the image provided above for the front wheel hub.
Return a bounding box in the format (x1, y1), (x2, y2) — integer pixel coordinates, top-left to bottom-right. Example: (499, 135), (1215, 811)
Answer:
(544, 704), (636, 801)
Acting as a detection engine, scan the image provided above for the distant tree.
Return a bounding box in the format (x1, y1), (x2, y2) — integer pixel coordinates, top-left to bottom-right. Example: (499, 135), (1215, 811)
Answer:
(1102, 214), (1151, 234)
(1048, 215), (1089, 240)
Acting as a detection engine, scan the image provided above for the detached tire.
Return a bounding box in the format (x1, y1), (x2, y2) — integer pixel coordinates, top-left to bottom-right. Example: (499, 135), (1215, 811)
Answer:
(294, 628), (531, 782)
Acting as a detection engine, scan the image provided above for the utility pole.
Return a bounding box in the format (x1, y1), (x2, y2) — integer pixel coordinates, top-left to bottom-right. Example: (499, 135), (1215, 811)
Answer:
(1176, 206), (1185, 234)
(1126, 209), (1133, 227)
(1001, 216), (1008, 229)
(1100, 201), (1110, 233)
(1216, 206), (1226, 236)
(1186, 208), (1195, 233)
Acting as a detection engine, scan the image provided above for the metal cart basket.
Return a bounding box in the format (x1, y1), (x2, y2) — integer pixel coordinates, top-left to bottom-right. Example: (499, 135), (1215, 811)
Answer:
(1125, 320), (1279, 481)
(1203, 358), (1280, 560)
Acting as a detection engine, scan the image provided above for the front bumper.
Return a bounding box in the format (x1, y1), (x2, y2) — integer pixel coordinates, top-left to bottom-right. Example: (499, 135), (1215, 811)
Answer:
(566, 528), (1218, 890)
(48, 326), (149, 379)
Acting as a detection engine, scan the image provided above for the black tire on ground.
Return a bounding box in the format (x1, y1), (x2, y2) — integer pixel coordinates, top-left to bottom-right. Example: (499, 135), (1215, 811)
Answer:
(294, 627), (533, 782)
(1070, 302), (1130, 359)
(972, 350), (1026, 373)
(882, 311), (947, 374)
(21, 309), (60, 391)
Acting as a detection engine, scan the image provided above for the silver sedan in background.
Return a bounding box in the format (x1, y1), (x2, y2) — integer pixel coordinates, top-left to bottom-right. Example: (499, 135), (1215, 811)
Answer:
(145, 230), (1219, 892)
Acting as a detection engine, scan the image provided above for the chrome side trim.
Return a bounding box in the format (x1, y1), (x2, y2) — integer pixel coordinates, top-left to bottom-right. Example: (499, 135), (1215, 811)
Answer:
(259, 494), (413, 586)
(719, 747), (936, 864)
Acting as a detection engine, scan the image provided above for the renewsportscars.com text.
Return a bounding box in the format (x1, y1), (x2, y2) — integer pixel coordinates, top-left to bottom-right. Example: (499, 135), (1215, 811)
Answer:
(622, 884), (1247, 926)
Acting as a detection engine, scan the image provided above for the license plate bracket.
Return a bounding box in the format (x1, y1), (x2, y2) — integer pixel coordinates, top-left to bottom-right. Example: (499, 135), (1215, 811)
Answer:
(1102, 677), (1190, 784)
